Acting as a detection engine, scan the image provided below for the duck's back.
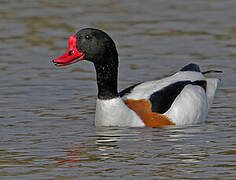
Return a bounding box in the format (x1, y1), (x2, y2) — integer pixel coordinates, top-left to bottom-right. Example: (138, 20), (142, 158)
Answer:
(119, 63), (220, 125)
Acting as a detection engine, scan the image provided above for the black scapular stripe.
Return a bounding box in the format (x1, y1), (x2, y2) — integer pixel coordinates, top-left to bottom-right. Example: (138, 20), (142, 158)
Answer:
(119, 82), (142, 97)
(149, 80), (206, 114)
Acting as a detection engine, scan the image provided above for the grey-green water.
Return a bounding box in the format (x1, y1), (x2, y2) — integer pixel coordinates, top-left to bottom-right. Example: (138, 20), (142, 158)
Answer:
(0, 0), (236, 179)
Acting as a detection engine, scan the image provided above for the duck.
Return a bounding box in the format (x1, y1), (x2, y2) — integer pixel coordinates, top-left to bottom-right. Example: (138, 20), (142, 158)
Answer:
(53, 28), (221, 128)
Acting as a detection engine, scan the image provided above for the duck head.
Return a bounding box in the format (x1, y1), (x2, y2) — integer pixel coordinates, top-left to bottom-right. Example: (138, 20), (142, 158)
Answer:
(53, 28), (118, 66)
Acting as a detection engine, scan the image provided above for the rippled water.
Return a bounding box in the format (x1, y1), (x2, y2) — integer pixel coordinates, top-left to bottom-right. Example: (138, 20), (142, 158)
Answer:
(0, 0), (236, 179)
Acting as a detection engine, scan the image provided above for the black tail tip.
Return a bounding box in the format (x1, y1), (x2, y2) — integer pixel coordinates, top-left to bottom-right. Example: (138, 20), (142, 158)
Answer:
(202, 70), (223, 75)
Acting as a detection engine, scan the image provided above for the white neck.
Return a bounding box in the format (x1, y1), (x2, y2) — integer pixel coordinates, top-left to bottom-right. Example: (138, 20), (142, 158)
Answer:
(95, 97), (145, 127)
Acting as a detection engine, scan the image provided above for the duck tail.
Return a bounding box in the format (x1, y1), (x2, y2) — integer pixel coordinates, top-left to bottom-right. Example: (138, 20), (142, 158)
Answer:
(202, 70), (223, 75)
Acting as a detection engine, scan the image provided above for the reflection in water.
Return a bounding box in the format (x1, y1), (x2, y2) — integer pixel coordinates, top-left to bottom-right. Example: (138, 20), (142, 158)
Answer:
(56, 125), (216, 170)
(57, 145), (83, 168)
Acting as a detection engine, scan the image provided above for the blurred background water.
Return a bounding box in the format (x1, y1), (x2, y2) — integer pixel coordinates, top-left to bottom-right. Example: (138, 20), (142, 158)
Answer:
(0, 0), (235, 179)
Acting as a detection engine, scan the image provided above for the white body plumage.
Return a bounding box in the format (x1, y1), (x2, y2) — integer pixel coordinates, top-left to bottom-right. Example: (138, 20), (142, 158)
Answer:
(95, 71), (219, 127)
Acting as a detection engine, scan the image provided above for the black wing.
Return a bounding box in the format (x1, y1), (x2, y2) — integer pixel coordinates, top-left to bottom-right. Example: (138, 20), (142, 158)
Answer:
(149, 80), (206, 114)
(180, 63), (201, 72)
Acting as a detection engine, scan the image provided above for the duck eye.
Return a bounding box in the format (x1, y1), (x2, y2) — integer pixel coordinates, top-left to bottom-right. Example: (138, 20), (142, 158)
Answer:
(68, 50), (74, 56)
(85, 35), (90, 39)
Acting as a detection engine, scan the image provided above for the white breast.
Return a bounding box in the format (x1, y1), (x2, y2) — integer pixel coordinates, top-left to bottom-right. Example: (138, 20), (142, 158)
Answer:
(95, 98), (145, 127)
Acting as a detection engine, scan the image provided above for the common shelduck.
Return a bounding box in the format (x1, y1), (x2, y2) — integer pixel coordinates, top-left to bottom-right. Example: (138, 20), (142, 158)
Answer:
(53, 28), (221, 128)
